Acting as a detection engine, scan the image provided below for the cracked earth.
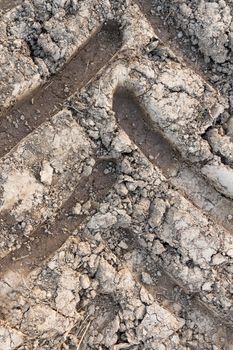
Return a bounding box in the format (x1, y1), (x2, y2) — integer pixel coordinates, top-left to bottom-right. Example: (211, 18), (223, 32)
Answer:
(0, 0), (232, 349)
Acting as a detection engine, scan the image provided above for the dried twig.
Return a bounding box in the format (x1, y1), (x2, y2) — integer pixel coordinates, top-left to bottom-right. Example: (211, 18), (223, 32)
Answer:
(77, 320), (91, 350)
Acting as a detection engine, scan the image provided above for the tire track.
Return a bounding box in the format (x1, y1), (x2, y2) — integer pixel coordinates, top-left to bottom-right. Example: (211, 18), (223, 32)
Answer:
(0, 21), (122, 158)
(113, 88), (233, 230)
(0, 2), (231, 348)
(113, 88), (179, 177)
(0, 159), (117, 278)
(98, 226), (233, 349)
(135, 0), (213, 87)
(0, 109), (93, 261)
(112, 88), (233, 324)
(0, 236), (183, 348)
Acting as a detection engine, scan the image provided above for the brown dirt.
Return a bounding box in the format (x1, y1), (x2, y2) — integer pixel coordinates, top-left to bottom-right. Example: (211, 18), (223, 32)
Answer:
(113, 88), (233, 234)
(0, 0), (22, 12)
(0, 21), (122, 158)
(136, 0), (214, 86)
(113, 88), (179, 176)
(0, 159), (117, 278)
(0, 2), (232, 349)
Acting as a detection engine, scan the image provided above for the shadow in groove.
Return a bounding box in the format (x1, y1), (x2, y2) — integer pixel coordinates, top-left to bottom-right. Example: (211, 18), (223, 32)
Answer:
(0, 159), (117, 277)
(113, 87), (179, 176)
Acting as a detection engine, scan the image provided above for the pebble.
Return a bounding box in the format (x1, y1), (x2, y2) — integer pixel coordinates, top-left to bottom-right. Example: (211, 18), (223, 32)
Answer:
(118, 240), (128, 250)
(177, 31), (183, 39)
(80, 274), (90, 289)
(212, 253), (226, 265)
(141, 272), (153, 285)
(40, 160), (54, 186)
(73, 202), (82, 215)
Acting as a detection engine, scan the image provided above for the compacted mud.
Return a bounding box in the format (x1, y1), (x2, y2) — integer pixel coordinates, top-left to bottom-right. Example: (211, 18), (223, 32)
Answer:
(0, 1), (232, 349)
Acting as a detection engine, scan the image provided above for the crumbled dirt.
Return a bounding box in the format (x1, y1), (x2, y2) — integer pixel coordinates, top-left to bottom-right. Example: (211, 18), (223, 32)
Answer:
(0, 1), (233, 350)
(0, 21), (121, 157)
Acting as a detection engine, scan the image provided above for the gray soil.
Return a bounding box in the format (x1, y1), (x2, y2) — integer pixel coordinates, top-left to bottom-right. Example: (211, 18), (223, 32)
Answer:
(0, 1), (232, 350)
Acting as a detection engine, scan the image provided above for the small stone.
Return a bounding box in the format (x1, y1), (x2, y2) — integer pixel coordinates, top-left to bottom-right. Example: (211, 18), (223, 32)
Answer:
(80, 274), (90, 289)
(40, 160), (53, 186)
(140, 287), (153, 305)
(121, 158), (133, 174)
(115, 183), (128, 196)
(126, 181), (137, 192)
(202, 164), (233, 199)
(87, 213), (117, 230)
(202, 281), (213, 292)
(118, 240), (128, 250)
(94, 232), (102, 242)
(20, 221), (26, 229)
(141, 272), (153, 285)
(177, 31), (183, 39)
(77, 242), (91, 257)
(55, 289), (77, 317)
(212, 253), (226, 265)
(82, 200), (91, 212)
(133, 198), (150, 219)
(135, 304), (146, 320)
(148, 199), (167, 228)
(152, 240), (166, 256)
(90, 290), (96, 299)
(47, 291), (52, 299)
(104, 168), (110, 175)
(112, 130), (132, 153)
(96, 258), (116, 293)
(82, 165), (92, 177)
(145, 233), (154, 242)
(73, 202), (82, 215)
